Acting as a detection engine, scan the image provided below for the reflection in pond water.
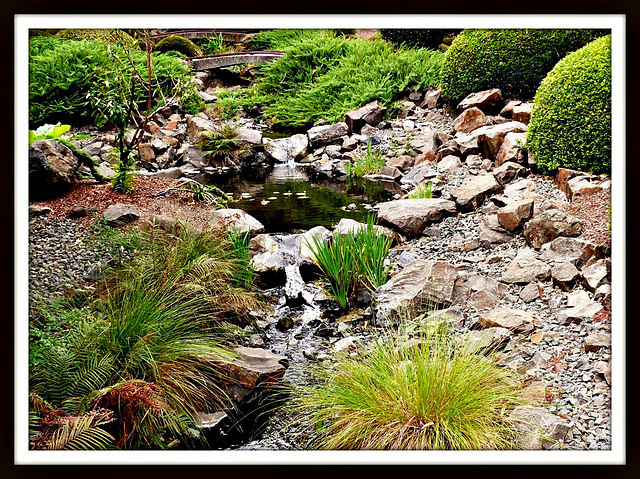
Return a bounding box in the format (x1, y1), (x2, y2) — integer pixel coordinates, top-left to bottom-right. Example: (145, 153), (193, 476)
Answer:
(210, 164), (396, 233)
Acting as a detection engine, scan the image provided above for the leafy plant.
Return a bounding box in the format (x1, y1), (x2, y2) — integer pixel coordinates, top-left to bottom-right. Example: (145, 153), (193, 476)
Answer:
(306, 215), (392, 309)
(284, 321), (527, 450)
(28, 122), (70, 144)
(199, 32), (238, 55)
(439, 28), (610, 102)
(344, 143), (386, 179)
(408, 182), (433, 199)
(526, 35), (611, 175)
(199, 123), (250, 166)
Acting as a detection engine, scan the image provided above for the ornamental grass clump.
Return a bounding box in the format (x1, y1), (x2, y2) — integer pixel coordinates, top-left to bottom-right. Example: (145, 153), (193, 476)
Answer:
(344, 143), (387, 179)
(284, 322), (526, 450)
(306, 215), (392, 310)
(29, 225), (262, 449)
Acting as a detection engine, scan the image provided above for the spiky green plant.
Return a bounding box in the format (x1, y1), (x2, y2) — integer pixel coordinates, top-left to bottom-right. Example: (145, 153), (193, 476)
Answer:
(306, 215), (392, 309)
(408, 182), (433, 199)
(345, 143), (386, 179)
(284, 322), (526, 450)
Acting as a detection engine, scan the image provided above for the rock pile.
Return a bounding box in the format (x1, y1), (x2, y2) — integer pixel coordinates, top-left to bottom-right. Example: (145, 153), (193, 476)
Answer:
(28, 76), (613, 451)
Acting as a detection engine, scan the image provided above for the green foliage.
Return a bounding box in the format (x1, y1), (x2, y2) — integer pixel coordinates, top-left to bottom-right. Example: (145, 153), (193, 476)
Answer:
(408, 182), (433, 199)
(285, 322), (526, 450)
(227, 229), (254, 288)
(154, 34), (203, 57)
(344, 143), (386, 178)
(525, 35), (611, 175)
(232, 31), (444, 127)
(28, 122), (70, 144)
(380, 29), (461, 50)
(248, 29), (328, 50)
(47, 409), (116, 450)
(306, 215), (392, 309)
(199, 123), (250, 164)
(198, 32), (237, 55)
(29, 34), (201, 127)
(30, 226), (262, 448)
(55, 29), (137, 46)
(439, 28), (610, 102)
(180, 178), (230, 206)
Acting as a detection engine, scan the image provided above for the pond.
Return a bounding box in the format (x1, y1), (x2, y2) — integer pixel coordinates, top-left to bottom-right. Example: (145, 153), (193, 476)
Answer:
(211, 163), (397, 233)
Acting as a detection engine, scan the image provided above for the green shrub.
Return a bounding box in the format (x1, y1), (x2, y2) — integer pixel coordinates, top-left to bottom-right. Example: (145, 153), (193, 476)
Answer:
(235, 31), (444, 127)
(284, 322), (526, 450)
(380, 29), (461, 50)
(29, 35), (201, 127)
(439, 28), (609, 102)
(154, 34), (203, 57)
(55, 28), (136, 45)
(526, 35), (611, 175)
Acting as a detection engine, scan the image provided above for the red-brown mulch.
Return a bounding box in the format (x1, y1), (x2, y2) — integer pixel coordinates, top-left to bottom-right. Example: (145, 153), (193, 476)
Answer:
(29, 177), (216, 230)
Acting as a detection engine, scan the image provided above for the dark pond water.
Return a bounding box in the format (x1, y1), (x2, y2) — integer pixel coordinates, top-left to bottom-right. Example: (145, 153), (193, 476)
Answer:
(210, 164), (397, 233)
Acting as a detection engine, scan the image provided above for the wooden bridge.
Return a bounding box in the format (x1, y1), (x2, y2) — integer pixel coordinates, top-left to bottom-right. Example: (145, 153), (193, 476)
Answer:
(185, 51), (284, 70)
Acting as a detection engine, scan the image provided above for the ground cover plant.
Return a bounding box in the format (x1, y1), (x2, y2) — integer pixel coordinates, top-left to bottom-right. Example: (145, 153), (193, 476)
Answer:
(219, 29), (444, 127)
(526, 35), (611, 175)
(439, 28), (609, 102)
(29, 32), (202, 128)
(29, 224), (262, 449)
(283, 319), (527, 450)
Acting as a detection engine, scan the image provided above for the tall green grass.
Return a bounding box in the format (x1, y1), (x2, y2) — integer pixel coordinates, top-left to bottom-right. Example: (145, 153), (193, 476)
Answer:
(284, 322), (526, 450)
(344, 143), (387, 178)
(230, 31), (444, 127)
(30, 225), (262, 449)
(306, 215), (392, 310)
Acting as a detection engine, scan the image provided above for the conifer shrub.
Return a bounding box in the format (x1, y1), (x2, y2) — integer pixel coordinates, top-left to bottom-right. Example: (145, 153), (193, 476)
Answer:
(29, 35), (201, 127)
(380, 29), (461, 50)
(153, 34), (203, 57)
(526, 35), (611, 175)
(439, 28), (609, 102)
(237, 31), (444, 127)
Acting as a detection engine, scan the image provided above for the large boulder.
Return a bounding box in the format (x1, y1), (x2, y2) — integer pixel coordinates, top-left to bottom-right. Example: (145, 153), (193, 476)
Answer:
(478, 307), (536, 333)
(375, 198), (457, 238)
(473, 121), (528, 159)
(510, 407), (571, 449)
(374, 259), (460, 322)
(29, 139), (80, 200)
(501, 248), (551, 284)
(451, 174), (503, 212)
(344, 101), (387, 133)
(210, 208), (264, 235)
(452, 106), (491, 133)
(457, 88), (504, 114)
(523, 208), (582, 249)
(539, 237), (598, 268)
(213, 346), (288, 402)
(263, 134), (309, 162)
(496, 198), (534, 232)
(495, 132), (527, 167)
(307, 122), (349, 146)
(102, 203), (141, 227)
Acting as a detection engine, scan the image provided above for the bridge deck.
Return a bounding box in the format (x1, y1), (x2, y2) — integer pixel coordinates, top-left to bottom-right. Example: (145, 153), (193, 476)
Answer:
(186, 51), (284, 70)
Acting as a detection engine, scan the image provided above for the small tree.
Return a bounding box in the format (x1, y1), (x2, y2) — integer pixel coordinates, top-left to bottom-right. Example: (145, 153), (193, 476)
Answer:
(90, 30), (198, 193)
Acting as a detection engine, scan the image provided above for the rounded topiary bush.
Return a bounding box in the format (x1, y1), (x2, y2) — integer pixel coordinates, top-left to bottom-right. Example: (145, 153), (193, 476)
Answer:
(154, 35), (202, 57)
(380, 29), (462, 51)
(439, 29), (609, 102)
(526, 35), (611, 175)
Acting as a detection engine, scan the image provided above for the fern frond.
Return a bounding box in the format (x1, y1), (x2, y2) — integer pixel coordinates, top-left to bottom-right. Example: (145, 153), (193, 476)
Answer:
(48, 409), (116, 450)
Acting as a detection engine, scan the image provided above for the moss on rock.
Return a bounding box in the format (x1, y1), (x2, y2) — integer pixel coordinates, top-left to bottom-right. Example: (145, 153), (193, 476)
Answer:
(439, 29), (609, 102)
(526, 35), (611, 175)
(154, 35), (203, 57)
